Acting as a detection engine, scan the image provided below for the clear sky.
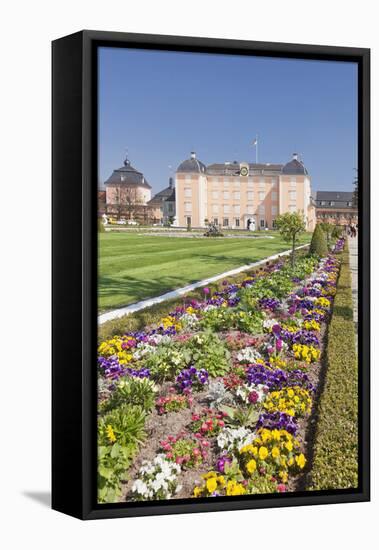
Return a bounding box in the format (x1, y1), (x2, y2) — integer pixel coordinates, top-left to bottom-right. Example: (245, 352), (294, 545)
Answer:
(98, 47), (358, 195)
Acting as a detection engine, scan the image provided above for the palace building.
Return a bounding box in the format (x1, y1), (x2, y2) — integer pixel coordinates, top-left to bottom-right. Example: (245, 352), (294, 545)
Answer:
(104, 155), (152, 221)
(315, 191), (358, 226)
(175, 152), (316, 231)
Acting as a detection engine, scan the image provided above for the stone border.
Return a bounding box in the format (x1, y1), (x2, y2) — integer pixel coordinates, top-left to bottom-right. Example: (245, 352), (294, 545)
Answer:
(98, 244), (309, 325)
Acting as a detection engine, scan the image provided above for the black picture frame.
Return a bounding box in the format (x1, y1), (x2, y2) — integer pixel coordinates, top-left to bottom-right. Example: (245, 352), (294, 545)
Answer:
(52, 30), (370, 520)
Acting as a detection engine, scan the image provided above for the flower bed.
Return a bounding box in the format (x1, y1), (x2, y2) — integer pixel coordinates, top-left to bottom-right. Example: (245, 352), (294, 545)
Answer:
(97, 239), (345, 503)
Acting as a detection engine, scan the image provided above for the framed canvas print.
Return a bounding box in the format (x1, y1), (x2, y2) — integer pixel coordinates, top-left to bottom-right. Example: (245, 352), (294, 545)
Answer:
(52, 30), (370, 520)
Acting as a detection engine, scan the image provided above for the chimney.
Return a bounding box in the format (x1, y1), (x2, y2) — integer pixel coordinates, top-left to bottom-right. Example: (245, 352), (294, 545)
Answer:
(293, 152), (298, 161)
(169, 177), (173, 189)
(190, 151), (196, 159)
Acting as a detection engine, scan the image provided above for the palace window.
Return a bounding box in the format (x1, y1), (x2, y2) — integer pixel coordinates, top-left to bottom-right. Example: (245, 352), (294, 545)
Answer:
(212, 204), (219, 213)
(260, 219), (265, 228)
(272, 191), (278, 201)
(223, 191), (230, 199)
(271, 205), (278, 215)
(184, 187), (192, 198)
(223, 204), (230, 214)
(289, 190), (297, 200)
(213, 218), (218, 225)
(212, 190), (219, 199)
(223, 218), (229, 227)
(234, 204), (240, 214)
(235, 218), (240, 227)
(184, 202), (192, 212)
(259, 191), (265, 201)
(234, 191), (240, 200)
(247, 191), (254, 201)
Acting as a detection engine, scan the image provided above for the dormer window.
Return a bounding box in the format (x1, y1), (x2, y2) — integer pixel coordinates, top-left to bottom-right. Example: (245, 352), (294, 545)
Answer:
(120, 175), (125, 182)
(329, 201), (334, 206)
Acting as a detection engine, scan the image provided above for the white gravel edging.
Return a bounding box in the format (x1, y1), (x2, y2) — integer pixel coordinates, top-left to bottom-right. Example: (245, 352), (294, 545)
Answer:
(98, 244), (309, 325)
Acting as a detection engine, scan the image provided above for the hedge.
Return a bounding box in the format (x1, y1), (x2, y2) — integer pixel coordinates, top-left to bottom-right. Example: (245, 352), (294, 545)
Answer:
(308, 240), (358, 490)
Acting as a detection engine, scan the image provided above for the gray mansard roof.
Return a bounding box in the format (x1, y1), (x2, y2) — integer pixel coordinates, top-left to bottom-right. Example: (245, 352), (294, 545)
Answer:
(104, 156), (152, 189)
(282, 158), (308, 175)
(315, 191), (354, 208)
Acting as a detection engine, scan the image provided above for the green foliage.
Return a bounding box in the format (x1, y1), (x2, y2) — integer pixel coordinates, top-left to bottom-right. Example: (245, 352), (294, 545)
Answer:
(319, 222), (333, 245)
(183, 331), (231, 377)
(97, 404), (148, 503)
(246, 472), (280, 494)
(308, 242), (358, 490)
(144, 342), (189, 382)
(200, 304), (264, 334)
(309, 224), (328, 257)
(100, 377), (157, 414)
(98, 443), (132, 503)
(241, 271), (294, 301)
(98, 218), (105, 232)
(331, 225), (343, 239)
(220, 404), (260, 428)
(98, 405), (147, 448)
(275, 211), (306, 267)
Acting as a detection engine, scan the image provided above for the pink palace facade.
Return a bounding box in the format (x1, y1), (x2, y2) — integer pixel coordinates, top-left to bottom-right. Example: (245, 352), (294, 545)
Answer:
(175, 152), (316, 231)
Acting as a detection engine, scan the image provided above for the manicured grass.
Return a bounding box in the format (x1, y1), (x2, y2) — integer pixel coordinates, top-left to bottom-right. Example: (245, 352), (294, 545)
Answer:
(98, 232), (311, 311)
(308, 241), (358, 490)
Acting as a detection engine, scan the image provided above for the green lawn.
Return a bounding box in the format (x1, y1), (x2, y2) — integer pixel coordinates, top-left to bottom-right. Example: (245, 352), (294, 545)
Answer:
(98, 232), (312, 311)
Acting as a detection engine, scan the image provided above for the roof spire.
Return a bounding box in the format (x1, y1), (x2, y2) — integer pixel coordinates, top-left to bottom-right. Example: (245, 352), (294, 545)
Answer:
(124, 148), (130, 166)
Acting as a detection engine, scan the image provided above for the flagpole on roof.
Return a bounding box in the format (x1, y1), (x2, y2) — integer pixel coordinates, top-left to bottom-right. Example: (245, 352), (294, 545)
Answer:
(252, 135), (258, 164)
(256, 135), (258, 164)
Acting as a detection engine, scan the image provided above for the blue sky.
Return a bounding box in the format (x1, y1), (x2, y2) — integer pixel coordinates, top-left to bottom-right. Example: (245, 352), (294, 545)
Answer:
(98, 47), (357, 195)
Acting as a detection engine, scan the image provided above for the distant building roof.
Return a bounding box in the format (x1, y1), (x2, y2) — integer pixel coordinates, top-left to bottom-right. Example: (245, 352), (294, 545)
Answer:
(176, 152), (309, 177)
(104, 155), (152, 189)
(165, 188), (176, 202)
(207, 162), (283, 176)
(282, 153), (308, 175)
(315, 191), (354, 208)
(177, 152), (206, 174)
(148, 178), (175, 206)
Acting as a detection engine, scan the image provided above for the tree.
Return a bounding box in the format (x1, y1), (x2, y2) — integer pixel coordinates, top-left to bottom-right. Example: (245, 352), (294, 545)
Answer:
(319, 222), (333, 248)
(309, 224), (328, 257)
(275, 211), (306, 268)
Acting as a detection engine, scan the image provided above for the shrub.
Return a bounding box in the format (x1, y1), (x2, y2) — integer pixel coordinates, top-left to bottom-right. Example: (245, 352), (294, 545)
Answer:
(331, 225), (343, 239)
(183, 331), (231, 377)
(98, 442), (132, 503)
(308, 241), (358, 490)
(98, 404), (147, 448)
(144, 342), (188, 382)
(100, 377), (157, 414)
(309, 224), (328, 257)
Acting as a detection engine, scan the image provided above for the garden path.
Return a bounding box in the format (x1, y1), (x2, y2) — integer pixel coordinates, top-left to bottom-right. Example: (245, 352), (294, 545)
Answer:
(98, 244), (310, 325)
(348, 236), (358, 343)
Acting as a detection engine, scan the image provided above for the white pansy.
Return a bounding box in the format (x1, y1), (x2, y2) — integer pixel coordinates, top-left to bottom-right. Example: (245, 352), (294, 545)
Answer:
(217, 426), (255, 452)
(237, 346), (262, 363)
